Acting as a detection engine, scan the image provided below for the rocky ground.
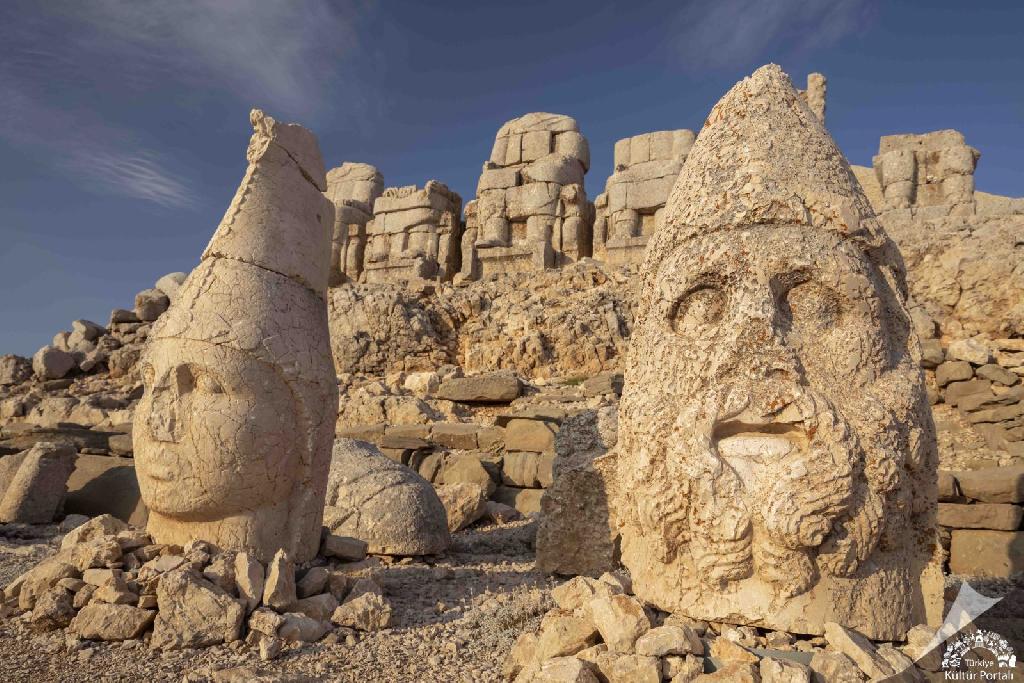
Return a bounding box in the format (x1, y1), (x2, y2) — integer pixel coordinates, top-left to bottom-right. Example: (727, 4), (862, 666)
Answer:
(0, 519), (554, 683)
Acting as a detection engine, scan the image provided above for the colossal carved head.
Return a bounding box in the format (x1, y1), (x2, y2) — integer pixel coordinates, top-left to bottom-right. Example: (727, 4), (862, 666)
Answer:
(614, 66), (936, 638)
(133, 110), (337, 563)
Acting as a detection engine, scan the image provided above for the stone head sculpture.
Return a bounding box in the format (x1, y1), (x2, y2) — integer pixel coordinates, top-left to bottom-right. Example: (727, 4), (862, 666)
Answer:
(613, 66), (936, 639)
(134, 110), (338, 563)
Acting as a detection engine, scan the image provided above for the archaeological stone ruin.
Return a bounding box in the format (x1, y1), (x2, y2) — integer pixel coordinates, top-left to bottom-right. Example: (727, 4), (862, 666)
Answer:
(1, 64), (1023, 682)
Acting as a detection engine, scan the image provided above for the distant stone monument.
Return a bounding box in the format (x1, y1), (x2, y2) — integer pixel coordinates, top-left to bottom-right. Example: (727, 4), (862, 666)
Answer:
(133, 109), (339, 563)
(592, 129), (696, 266)
(610, 65), (937, 639)
(873, 130), (979, 214)
(461, 113), (593, 280)
(325, 162), (384, 285)
(363, 181), (463, 283)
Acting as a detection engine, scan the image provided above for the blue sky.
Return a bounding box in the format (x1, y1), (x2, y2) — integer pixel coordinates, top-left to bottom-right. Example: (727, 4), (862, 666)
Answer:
(1, 0), (1021, 357)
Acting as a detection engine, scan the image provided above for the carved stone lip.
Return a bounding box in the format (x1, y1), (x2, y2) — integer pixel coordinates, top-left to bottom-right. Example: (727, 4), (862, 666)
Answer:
(140, 450), (180, 482)
(712, 420), (809, 464)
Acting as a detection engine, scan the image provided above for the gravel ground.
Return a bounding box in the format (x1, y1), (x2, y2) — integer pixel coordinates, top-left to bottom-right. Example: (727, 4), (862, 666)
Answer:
(0, 519), (553, 683)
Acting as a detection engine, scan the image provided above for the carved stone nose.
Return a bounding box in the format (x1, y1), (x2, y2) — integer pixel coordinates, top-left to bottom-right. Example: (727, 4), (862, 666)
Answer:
(147, 385), (180, 443)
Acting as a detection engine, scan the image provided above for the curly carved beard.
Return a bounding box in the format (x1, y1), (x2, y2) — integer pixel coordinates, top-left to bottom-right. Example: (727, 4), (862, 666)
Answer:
(622, 384), (891, 599)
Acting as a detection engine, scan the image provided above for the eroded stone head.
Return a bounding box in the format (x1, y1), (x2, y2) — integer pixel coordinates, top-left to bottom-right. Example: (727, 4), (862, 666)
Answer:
(134, 110), (338, 563)
(613, 65), (936, 639)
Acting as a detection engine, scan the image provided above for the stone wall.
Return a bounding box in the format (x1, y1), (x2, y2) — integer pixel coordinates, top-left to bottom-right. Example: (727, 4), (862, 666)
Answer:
(324, 162), (384, 285)
(592, 129), (695, 266)
(461, 113), (593, 281)
(939, 466), (1024, 578)
(363, 181), (462, 284)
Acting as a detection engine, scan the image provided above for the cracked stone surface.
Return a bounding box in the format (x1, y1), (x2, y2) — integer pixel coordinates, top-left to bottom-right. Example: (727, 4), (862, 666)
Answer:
(133, 109), (338, 563)
(608, 65), (938, 639)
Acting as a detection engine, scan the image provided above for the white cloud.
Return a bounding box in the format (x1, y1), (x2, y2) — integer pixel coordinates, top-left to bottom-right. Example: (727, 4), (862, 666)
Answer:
(672, 0), (874, 70)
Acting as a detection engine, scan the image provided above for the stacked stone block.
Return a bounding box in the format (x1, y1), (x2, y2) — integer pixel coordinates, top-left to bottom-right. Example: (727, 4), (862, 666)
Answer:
(927, 338), (1024, 458)
(592, 129), (695, 266)
(938, 466), (1024, 578)
(872, 130), (980, 215)
(324, 163), (384, 285)
(462, 113), (593, 281)
(363, 181), (462, 284)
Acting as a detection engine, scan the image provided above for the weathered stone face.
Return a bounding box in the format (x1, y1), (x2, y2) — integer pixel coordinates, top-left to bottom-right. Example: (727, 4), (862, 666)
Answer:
(135, 338), (300, 518)
(611, 65), (936, 639)
(133, 109), (338, 563)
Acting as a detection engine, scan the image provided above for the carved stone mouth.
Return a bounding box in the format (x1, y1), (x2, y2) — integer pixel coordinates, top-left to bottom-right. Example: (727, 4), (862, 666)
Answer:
(712, 420), (808, 464)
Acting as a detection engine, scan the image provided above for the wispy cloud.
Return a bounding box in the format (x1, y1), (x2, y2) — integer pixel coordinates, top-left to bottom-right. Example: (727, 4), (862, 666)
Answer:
(0, 1), (373, 208)
(671, 0), (875, 70)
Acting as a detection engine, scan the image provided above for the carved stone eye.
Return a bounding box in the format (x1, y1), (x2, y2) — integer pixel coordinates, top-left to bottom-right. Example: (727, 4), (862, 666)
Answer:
(669, 286), (727, 335)
(195, 373), (224, 394)
(783, 282), (841, 332)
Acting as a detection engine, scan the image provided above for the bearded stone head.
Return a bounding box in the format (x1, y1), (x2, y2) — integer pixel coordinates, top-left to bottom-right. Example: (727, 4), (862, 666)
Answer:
(612, 66), (936, 639)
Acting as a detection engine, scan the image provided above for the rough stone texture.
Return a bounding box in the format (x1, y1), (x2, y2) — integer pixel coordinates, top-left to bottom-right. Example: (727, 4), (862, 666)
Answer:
(0, 441), (77, 523)
(323, 439), (450, 555)
(949, 529), (1024, 577)
(436, 372), (522, 403)
(134, 288), (170, 322)
(464, 113), (593, 281)
(588, 594), (650, 653)
(362, 181), (462, 284)
(435, 482), (488, 532)
(937, 502), (1023, 530)
(154, 272), (187, 303)
(609, 66), (937, 640)
(593, 128), (695, 266)
(151, 569), (245, 650)
(324, 162), (384, 285)
(536, 407), (620, 576)
(0, 354), (32, 386)
(32, 345), (75, 380)
(954, 465), (1024, 503)
(133, 109), (338, 564)
(262, 549), (296, 611)
(822, 622), (895, 679)
(70, 603), (156, 640)
(328, 261), (631, 379)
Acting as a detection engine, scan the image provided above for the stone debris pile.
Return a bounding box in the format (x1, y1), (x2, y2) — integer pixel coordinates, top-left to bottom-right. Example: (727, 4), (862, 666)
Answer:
(1, 514), (392, 658)
(504, 572), (936, 682)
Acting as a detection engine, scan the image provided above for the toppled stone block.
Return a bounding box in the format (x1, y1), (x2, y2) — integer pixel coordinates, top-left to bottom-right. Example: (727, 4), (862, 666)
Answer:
(151, 570), (245, 649)
(32, 345), (75, 380)
(324, 439), (450, 555)
(504, 419), (557, 453)
(70, 603), (156, 640)
(494, 486), (544, 515)
(435, 482), (488, 532)
(954, 465), (1024, 503)
(0, 441), (77, 523)
(937, 502), (1023, 530)
(435, 372), (521, 403)
(588, 594), (651, 653)
(133, 288), (169, 322)
(949, 530), (1024, 577)
(321, 534), (368, 561)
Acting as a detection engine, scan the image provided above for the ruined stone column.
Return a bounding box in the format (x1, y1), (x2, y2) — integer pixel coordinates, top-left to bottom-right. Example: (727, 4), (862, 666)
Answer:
(133, 109), (338, 563)
(610, 65), (937, 639)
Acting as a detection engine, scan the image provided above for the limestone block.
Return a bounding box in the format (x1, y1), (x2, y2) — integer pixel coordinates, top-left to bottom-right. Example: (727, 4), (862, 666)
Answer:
(976, 364), (1019, 386)
(626, 176), (676, 211)
(634, 625), (703, 657)
(0, 442), (77, 523)
(760, 657), (812, 683)
(672, 129), (697, 159)
(331, 581), (392, 631)
(505, 133), (523, 165)
(155, 272), (187, 303)
(609, 65), (936, 640)
(954, 465), (1024, 503)
(151, 569), (245, 649)
(505, 419), (558, 453)
(493, 486), (544, 515)
(522, 130), (553, 161)
(321, 534), (368, 561)
(430, 423), (480, 450)
(936, 360), (972, 386)
(373, 186), (452, 214)
(490, 136), (509, 165)
(808, 651), (862, 682)
(503, 451), (542, 487)
(435, 482), (488, 532)
(435, 372), (521, 402)
(134, 110), (337, 565)
(554, 131), (590, 171)
(382, 207), (441, 233)
(478, 168), (519, 192)
(70, 603), (155, 641)
(32, 345), (75, 380)
(823, 622), (895, 679)
(949, 530), (1024, 577)
(262, 549), (296, 610)
(0, 354), (31, 385)
(877, 150), (917, 185)
(613, 138), (631, 169)
(629, 135), (650, 164)
(522, 154), (584, 187)
(535, 610), (599, 659)
(506, 183), (561, 219)
(278, 611), (329, 642)
(948, 338), (992, 365)
(499, 112), (578, 136)
(589, 594), (651, 653)
(326, 162), (384, 211)
(323, 439), (450, 555)
(134, 288), (170, 322)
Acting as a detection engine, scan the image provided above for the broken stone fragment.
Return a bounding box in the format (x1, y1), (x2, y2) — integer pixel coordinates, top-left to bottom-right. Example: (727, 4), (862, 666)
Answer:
(822, 622), (895, 679)
(0, 441), (77, 523)
(233, 552), (264, 614)
(534, 609), (599, 660)
(296, 566), (330, 598)
(277, 611), (329, 642)
(150, 569), (244, 650)
(634, 625), (703, 657)
(70, 603), (156, 641)
(290, 592), (338, 623)
(588, 594), (651, 654)
(262, 549), (296, 611)
(321, 534), (368, 561)
(435, 482), (488, 532)
(324, 438), (450, 555)
(330, 578), (391, 631)
(28, 587), (75, 631)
